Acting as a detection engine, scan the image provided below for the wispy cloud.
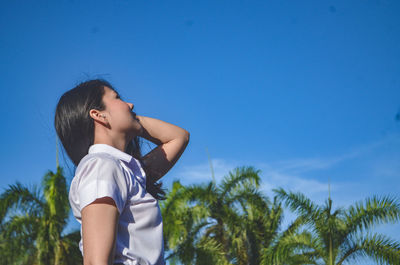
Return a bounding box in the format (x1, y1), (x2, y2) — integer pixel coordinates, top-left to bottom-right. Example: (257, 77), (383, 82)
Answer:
(259, 169), (332, 195)
(260, 134), (396, 175)
(177, 158), (238, 185)
(175, 133), (400, 203)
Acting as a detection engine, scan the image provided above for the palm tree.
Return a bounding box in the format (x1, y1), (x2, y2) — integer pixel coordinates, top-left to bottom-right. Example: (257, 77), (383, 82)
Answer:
(161, 166), (260, 265)
(161, 166), (312, 265)
(0, 166), (82, 265)
(274, 188), (400, 265)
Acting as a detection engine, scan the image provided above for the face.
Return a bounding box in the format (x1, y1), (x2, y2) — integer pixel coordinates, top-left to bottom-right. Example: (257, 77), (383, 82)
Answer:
(101, 86), (142, 139)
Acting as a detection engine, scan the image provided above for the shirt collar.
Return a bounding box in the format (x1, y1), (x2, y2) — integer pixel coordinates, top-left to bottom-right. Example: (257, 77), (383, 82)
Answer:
(88, 143), (133, 163)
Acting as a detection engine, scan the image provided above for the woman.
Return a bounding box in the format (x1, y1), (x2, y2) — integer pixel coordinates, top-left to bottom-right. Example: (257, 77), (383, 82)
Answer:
(54, 79), (190, 265)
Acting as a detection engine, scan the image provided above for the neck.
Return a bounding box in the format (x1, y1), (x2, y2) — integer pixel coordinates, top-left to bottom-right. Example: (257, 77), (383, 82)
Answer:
(93, 132), (129, 153)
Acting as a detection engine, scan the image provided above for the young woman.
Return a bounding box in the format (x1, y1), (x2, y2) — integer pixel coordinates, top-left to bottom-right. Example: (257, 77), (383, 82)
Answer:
(54, 79), (190, 265)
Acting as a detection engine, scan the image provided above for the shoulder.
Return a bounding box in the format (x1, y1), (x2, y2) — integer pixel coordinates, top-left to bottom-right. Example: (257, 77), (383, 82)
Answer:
(76, 153), (123, 177)
(69, 152), (132, 215)
(72, 153), (130, 214)
(73, 152), (129, 191)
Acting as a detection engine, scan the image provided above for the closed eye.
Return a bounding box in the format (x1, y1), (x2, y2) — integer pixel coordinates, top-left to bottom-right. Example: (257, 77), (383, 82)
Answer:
(113, 90), (122, 99)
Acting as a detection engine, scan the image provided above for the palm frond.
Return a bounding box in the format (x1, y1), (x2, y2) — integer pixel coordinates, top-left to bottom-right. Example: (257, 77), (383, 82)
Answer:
(344, 195), (400, 236)
(0, 182), (44, 221)
(273, 187), (320, 220)
(360, 233), (400, 265)
(220, 166), (261, 198)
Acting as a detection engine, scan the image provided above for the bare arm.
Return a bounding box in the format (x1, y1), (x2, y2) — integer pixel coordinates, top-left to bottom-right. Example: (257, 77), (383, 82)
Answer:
(81, 197), (119, 265)
(136, 115), (190, 183)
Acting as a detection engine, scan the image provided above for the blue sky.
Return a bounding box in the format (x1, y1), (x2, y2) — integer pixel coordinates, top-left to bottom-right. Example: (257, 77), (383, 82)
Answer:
(1, 0), (399, 264)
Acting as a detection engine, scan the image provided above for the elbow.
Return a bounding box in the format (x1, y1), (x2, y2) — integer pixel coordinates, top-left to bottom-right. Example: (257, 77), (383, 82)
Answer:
(183, 130), (190, 143)
(174, 130), (190, 144)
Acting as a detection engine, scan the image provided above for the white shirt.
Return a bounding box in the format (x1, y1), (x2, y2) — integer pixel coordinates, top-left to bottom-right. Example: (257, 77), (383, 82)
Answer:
(69, 143), (165, 265)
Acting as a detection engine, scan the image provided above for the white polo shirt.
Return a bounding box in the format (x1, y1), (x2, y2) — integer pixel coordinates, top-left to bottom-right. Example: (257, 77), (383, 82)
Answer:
(69, 143), (165, 265)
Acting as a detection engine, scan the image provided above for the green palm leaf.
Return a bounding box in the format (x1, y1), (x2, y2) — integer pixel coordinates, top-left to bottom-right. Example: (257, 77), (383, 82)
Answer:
(0, 166), (81, 265)
(274, 188), (400, 265)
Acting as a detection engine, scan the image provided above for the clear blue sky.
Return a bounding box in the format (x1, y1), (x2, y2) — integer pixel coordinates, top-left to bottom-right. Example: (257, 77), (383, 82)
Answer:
(1, 1), (399, 264)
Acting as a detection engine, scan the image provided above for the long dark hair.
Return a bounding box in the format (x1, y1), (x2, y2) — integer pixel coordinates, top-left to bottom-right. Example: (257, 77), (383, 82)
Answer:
(54, 78), (166, 200)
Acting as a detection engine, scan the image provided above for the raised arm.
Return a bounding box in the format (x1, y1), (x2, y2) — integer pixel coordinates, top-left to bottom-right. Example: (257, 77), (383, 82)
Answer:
(136, 115), (190, 183)
(81, 197), (119, 265)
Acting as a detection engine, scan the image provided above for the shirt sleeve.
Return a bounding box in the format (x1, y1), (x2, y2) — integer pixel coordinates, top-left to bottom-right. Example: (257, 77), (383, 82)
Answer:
(76, 156), (128, 215)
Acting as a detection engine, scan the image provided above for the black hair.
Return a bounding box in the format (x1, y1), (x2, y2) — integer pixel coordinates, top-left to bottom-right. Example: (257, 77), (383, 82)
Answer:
(54, 78), (166, 200)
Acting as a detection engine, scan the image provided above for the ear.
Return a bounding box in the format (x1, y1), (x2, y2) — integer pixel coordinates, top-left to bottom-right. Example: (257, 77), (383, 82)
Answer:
(89, 109), (107, 124)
